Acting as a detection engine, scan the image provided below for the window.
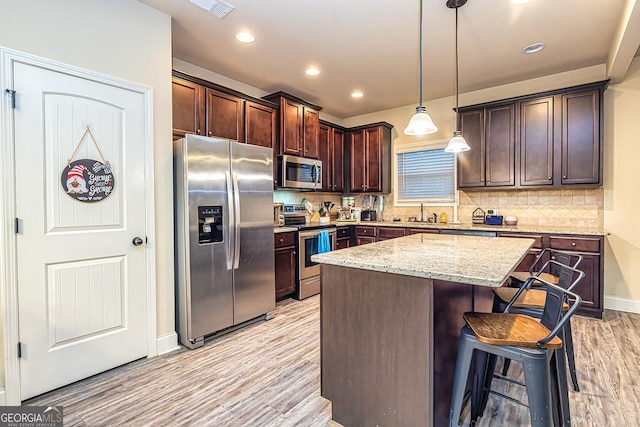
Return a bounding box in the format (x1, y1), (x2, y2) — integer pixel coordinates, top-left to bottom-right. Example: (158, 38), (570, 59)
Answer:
(394, 140), (455, 205)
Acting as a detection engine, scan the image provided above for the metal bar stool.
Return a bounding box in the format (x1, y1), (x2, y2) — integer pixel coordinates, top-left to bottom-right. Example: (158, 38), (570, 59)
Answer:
(449, 267), (583, 427)
(496, 254), (584, 391)
(509, 248), (582, 288)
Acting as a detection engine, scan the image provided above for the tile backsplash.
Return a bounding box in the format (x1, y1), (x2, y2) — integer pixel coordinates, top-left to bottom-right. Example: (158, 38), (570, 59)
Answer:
(274, 187), (604, 228)
(458, 188), (604, 228)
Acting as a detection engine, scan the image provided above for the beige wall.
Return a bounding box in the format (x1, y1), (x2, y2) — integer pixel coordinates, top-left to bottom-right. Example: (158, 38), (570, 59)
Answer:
(0, 0), (174, 387)
(604, 57), (640, 303)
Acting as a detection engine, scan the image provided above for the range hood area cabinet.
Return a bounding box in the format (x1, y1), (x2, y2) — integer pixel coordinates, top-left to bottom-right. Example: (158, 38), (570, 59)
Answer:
(171, 72), (277, 150)
(346, 122), (392, 193)
(263, 92), (322, 159)
(319, 121), (346, 192)
(456, 80), (607, 190)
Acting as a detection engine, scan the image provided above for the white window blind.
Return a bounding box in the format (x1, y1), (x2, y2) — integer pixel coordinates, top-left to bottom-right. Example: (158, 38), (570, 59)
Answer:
(396, 148), (455, 203)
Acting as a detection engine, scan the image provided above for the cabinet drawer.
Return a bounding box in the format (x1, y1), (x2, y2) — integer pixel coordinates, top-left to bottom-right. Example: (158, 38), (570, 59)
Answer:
(337, 227), (352, 238)
(549, 236), (600, 253)
(377, 227), (406, 240)
(274, 231), (296, 248)
(336, 238), (350, 250)
(498, 233), (544, 248)
(355, 226), (376, 237)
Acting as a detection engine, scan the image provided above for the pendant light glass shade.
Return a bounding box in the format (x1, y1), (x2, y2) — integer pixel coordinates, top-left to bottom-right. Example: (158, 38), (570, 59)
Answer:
(404, 0), (437, 136)
(404, 106), (438, 135)
(445, 131), (470, 152)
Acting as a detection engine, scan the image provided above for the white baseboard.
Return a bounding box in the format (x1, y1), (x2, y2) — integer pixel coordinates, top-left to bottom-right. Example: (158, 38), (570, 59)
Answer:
(156, 332), (180, 355)
(604, 295), (640, 314)
(0, 388), (6, 406)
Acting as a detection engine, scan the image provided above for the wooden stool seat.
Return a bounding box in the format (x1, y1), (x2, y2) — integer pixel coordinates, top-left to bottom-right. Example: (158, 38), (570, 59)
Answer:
(510, 271), (559, 286)
(493, 287), (569, 310)
(463, 312), (562, 349)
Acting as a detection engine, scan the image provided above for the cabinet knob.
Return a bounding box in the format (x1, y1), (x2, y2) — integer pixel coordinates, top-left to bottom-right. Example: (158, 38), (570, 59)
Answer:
(208, 131), (212, 136)
(548, 176), (552, 180)
(563, 175), (567, 179)
(571, 242), (576, 247)
(293, 251), (296, 255)
(196, 129), (201, 134)
(279, 238), (284, 243)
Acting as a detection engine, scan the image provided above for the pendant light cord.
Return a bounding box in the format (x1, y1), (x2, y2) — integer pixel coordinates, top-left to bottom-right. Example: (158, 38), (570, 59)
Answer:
(418, 0), (423, 107)
(454, 7), (460, 132)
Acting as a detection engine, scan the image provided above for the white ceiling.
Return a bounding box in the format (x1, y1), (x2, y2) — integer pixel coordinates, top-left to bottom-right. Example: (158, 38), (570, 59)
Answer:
(140, 0), (639, 119)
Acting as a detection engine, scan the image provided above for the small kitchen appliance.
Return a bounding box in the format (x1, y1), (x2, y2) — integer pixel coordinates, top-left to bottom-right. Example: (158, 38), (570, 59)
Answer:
(361, 210), (377, 221)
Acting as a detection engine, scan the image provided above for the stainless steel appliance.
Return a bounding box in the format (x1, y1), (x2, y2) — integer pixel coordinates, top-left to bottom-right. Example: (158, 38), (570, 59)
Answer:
(283, 204), (336, 299)
(174, 135), (275, 349)
(277, 154), (322, 189)
(297, 227), (336, 299)
(361, 210), (377, 221)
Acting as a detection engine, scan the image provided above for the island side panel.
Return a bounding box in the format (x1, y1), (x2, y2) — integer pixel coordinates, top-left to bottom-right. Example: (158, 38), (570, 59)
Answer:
(432, 280), (474, 426)
(321, 264), (433, 427)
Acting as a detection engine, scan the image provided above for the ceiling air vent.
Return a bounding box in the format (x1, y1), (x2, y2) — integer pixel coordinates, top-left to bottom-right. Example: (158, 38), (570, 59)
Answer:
(188, 0), (235, 19)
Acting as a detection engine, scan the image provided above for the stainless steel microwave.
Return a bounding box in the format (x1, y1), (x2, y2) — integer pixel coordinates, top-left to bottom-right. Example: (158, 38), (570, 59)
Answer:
(277, 155), (322, 190)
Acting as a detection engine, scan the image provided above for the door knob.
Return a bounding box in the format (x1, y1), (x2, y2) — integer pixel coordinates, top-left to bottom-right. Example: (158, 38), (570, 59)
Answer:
(132, 237), (144, 246)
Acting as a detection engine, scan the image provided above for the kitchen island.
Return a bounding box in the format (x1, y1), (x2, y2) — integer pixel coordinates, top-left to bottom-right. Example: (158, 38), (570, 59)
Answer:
(312, 233), (534, 427)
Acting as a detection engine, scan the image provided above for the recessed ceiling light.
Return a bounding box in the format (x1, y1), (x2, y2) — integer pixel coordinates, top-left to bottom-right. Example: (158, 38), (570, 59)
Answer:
(235, 32), (255, 43)
(351, 91), (364, 98)
(523, 42), (545, 54)
(511, 0), (530, 4)
(305, 67), (320, 76)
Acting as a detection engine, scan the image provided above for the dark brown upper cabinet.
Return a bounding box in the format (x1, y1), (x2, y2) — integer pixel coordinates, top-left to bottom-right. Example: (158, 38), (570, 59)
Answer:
(346, 122), (392, 193)
(263, 92), (322, 159)
(206, 88), (244, 142)
(458, 104), (515, 189)
(245, 101), (277, 149)
(520, 97), (554, 186)
(172, 77), (205, 139)
(561, 89), (601, 185)
(457, 80), (607, 190)
(171, 71), (277, 150)
(319, 121), (345, 192)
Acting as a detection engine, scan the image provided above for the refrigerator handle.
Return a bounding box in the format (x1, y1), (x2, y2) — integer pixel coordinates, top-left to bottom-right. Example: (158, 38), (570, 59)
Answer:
(232, 172), (241, 270)
(225, 170), (234, 270)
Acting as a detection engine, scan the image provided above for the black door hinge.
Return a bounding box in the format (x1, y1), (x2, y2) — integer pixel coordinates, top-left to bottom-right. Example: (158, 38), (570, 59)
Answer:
(15, 218), (23, 234)
(17, 342), (22, 358)
(5, 89), (16, 108)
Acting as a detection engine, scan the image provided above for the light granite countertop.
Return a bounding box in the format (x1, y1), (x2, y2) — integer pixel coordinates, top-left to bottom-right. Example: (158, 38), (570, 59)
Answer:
(311, 233), (535, 287)
(334, 220), (608, 236)
(274, 226), (298, 234)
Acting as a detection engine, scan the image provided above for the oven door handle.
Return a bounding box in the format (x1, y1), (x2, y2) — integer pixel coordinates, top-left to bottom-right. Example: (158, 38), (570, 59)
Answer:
(298, 229), (337, 239)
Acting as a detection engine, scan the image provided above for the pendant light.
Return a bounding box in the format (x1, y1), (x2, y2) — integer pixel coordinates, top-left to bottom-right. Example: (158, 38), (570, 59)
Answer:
(444, 0), (470, 153)
(404, 0), (438, 135)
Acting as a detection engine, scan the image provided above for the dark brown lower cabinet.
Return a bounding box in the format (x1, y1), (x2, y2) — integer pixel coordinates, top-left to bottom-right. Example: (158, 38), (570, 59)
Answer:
(274, 232), (296, 300)
(498, 232), (604, 318)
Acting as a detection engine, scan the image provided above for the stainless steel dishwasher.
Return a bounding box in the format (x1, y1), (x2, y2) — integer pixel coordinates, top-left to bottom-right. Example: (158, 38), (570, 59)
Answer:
(440, 229), (497, 237)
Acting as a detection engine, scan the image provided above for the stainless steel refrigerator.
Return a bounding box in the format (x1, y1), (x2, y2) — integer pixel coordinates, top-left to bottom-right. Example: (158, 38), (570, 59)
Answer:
(174, 134), (275, 349)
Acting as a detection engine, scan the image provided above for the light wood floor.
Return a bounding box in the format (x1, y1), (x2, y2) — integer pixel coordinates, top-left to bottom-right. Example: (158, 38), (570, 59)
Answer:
(27, 296), (640, 426)
(27, 297), (331, 427)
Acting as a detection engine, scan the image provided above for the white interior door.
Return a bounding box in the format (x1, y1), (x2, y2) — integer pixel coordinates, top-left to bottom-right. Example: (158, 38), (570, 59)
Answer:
(13, 61), (148, 400)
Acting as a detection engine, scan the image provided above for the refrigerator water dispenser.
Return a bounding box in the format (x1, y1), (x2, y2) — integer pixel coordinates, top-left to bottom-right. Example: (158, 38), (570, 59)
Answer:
(198, 206), (223, 244)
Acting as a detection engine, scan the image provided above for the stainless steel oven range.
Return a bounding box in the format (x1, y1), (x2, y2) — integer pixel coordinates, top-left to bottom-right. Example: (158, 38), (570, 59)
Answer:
(297, 227), (336, 299)
(283, 204), (336, 299)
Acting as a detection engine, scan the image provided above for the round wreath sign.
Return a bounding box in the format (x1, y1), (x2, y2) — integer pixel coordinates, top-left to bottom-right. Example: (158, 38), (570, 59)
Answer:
(61, 159), (114, 203)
